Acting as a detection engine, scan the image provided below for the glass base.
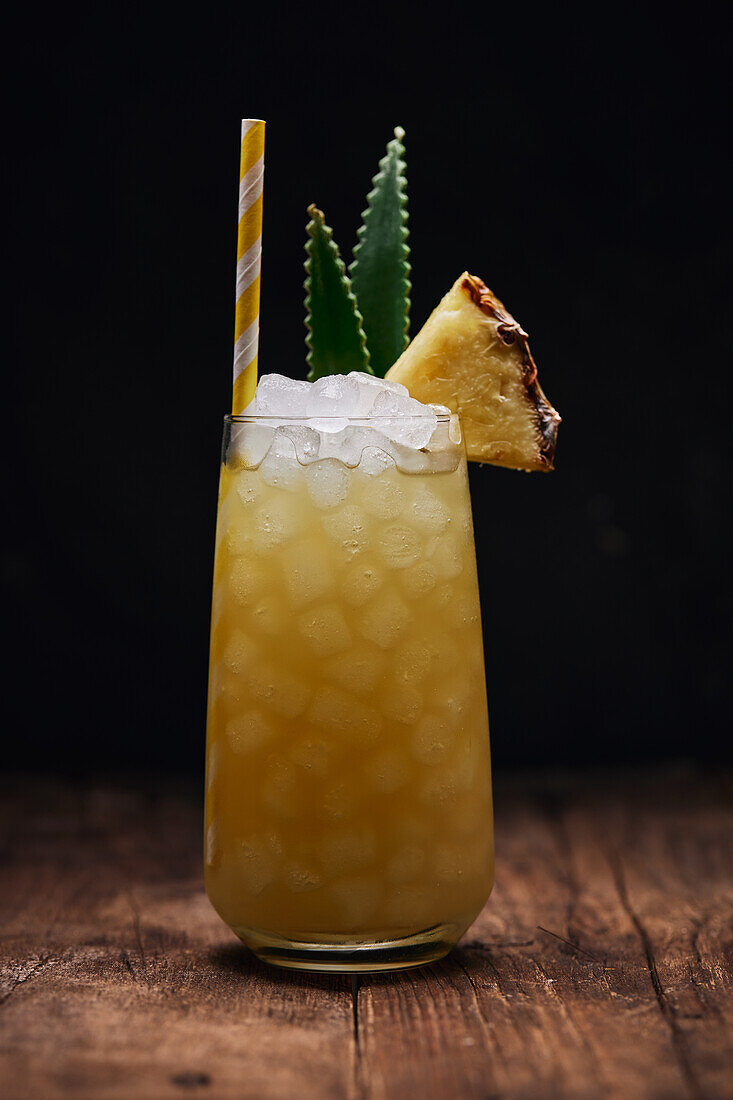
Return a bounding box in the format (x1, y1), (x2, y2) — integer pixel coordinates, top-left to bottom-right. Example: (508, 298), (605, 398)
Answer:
(235, 922), (460, 973)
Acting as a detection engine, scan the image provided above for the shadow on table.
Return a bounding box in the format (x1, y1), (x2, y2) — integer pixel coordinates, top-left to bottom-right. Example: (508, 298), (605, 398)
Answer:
(207, 942), (349, 992)
(206, 940), (480, 996)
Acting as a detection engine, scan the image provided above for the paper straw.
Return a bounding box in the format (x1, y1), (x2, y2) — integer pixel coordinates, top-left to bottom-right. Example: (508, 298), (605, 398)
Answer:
(232, 119), (265, 414)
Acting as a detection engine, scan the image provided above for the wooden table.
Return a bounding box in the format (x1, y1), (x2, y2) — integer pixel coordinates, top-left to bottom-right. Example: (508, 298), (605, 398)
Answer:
(1, 768), (731, 1099)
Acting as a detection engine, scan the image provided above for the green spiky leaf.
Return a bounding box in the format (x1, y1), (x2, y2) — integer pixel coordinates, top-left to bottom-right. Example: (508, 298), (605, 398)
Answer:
(349, 126), (411, 377)
(304, 204), (371, 381)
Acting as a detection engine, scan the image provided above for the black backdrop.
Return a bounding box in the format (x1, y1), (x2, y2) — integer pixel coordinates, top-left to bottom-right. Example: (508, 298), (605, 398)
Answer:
(5, 4), (731, 773)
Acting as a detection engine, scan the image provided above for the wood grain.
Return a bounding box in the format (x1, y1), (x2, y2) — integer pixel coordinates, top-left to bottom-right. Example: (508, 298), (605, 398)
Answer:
(1, 769), (731, 1100)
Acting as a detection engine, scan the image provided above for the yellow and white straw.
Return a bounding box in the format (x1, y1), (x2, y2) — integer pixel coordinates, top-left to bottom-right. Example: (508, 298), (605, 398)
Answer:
(232, 119), (265, 414)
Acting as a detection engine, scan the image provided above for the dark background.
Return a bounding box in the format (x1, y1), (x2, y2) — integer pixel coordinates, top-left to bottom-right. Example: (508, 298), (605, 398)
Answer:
(5, 5), (731, 774)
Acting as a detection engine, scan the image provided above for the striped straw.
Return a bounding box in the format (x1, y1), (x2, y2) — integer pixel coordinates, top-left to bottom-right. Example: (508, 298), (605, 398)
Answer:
(232, 119), (265, 414)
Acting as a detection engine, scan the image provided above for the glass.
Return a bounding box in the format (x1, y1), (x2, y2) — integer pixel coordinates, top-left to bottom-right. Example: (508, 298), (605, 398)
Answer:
(204, 411), (494, 971)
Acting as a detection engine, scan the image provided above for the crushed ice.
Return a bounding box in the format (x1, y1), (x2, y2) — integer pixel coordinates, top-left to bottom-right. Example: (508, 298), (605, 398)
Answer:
(231, 372), (454, 473)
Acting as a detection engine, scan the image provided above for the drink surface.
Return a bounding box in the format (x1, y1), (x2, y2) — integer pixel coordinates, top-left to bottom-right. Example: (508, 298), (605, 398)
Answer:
(205, 415), (494, 945)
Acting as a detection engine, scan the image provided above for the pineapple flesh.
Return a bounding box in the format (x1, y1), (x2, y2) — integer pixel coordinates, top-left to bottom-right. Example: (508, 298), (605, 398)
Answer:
(386, 272), (560, 471)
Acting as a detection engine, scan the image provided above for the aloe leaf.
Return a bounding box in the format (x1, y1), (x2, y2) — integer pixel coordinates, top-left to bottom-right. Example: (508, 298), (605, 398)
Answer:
(304, 205), (371, 381)
(349, 126), (411, 377)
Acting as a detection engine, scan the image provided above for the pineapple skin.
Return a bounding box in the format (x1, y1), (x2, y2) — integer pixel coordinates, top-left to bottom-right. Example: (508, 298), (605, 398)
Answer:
(386, 273), (560, 471)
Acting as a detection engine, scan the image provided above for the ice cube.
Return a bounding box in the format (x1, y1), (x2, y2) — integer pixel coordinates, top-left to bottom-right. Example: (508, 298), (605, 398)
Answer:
(428, 672), (475, 722)
(309, 373), (361, 417)
(340, 563), (384, 607)
(254, 374), (311, 416)
(298, 605), (351, 657)
(226, 710), (275, 754)
(238, 835), (281, 893)
(279, 424), (320, 463)
(359, 590), (411, 648)
(282, 540), (333, 609)
(252, 496), (303, 552)
(305, 459), (351, 509)
(250, 594), (285, 636)
(220, 629), (257, 674)
(407, 485), (450, 535)
(324, 647), (386, 696)
(355, 372), (407, 398)
(371, 389), (437, 449)
(400, 561), (438, 599)
(358, 445), (396, 476)
(208, 664), (244, 714)
(420, 772), (458, 808)
(381, 681), (422, 724)
(319, 425), (390, 468)
(412, 714), (456, 765)
(322, 782), (358, 821)
(393, 642), (433, 682)
(365, 749), (409, 794)
(433, 583), (454, 609)
(290, 735), (330, 777)
(265, 755), (296, 792)
(244, 662), (310, 717)
(360, 476), (405, 520)
(308, 686), (382, 743)
(319, 829), (375, 875)
(307, 372), (401, 409)
(234, 471), (263, 510)
(286, 864), (322, 892)
(429, 532), (464, 579)
(449, 592), (481, 629)
(371, 388), (429, 418)
(378, 441), (435, 474)
(229, 421), (275, 468)
(349, 374), (385, 416)
(259, 433), (304, 492)
(378, 524), (422, 569)
(309, 416), (349, 434)
(229, 558), (268, 606)
(424, 632), (461, 675)
(303, 374), (406, 433)
(321, 505), (370, 560)
(222, 521), (253, 558)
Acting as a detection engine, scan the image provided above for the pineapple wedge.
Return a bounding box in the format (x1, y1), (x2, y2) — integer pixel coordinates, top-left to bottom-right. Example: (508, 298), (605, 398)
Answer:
(386, 272), (560, 470)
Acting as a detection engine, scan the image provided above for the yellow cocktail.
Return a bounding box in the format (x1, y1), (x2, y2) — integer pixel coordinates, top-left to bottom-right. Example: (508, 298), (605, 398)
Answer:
(205, 402), (493, 970)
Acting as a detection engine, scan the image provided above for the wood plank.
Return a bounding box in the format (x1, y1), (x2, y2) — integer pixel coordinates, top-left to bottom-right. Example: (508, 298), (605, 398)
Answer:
(356, 770), (733, 1100)
(595, 769), (733, 1100)
(0, 778), (356, 1100)
(1, 770), (731, 1100)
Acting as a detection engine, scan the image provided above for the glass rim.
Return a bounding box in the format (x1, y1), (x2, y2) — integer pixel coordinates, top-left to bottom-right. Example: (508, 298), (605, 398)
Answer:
(224, 412), (454, 425)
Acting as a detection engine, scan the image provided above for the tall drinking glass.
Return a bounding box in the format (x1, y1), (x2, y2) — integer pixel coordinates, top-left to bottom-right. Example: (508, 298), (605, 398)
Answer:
(204, 411), (493, 971)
